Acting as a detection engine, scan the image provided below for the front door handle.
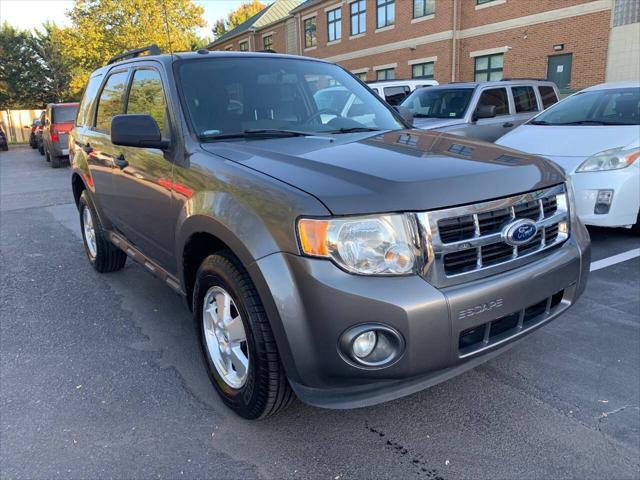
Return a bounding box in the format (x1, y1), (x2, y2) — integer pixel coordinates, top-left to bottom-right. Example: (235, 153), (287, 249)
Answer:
(502, 122), (514, 128)
(114, 154), (129, 169)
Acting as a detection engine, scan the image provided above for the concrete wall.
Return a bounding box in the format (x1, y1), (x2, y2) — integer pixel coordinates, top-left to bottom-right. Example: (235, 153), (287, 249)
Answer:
(606, 21), (640, 81)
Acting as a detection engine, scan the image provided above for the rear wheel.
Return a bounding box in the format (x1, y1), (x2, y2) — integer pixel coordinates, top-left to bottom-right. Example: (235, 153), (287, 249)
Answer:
(79, 191), (127, 273)
(193, 252), (294, 419)
(50, 152), (62, 168)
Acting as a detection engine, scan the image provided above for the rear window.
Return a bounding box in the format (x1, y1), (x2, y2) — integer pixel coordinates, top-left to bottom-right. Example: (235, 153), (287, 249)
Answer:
(512, 86), (538, 113)
(52, 105), (78, 123)
(477, 88), (509, 115)
(538, 86), (558, 109)
(384, 86), (411, 106)
(76, 75), (103, 127)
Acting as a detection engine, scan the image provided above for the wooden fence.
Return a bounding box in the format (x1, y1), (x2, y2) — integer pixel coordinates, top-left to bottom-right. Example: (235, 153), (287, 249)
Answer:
(1, 110), (44, 144)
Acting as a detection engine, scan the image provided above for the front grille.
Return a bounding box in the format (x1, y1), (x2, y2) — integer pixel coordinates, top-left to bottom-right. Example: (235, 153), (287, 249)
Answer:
(458, 289), (566, 356)
(418, 185), (569, 287)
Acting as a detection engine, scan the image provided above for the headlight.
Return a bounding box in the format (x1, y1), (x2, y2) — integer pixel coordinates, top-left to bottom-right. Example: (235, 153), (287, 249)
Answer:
(297, 214), (419, 275)
(576, 147), (640, 172)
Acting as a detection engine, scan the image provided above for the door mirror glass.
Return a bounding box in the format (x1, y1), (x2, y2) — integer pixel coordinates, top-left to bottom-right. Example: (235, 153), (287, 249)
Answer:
(111, 114), (169, 149)
(474, 104), (496, 120)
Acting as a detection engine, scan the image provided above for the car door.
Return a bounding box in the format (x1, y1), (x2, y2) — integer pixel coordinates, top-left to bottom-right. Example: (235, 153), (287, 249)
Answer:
(510, 84), (540, 127)
(467, 87), (515, 142)
(108, 65), (176, 270)
(84, 68), (131, 224)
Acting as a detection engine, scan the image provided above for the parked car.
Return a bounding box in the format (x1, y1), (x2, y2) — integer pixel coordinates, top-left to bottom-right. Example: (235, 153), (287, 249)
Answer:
(70, 47), (589, 419)
(36, 111), (45, 155)
(42, 102), (79, 167)
(368, 79), (439, 106)
(497, 81), (640, 233)
(25, 118), (41, 148)
(0, 126), (8, 151)
(401, 79), (560, 142)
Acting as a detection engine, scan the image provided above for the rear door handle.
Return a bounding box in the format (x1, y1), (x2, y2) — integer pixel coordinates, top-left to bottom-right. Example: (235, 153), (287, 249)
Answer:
(502, 122), (514, 128)
(114, 154), (129, 169)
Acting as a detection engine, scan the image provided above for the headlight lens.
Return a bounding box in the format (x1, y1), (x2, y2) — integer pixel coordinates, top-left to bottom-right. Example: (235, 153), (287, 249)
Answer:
(298, 214), (419, 275)
(576, 147), (640, 172)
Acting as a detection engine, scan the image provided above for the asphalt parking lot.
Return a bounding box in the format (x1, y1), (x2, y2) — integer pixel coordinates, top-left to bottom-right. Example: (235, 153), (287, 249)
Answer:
(1, 145), (639, 480)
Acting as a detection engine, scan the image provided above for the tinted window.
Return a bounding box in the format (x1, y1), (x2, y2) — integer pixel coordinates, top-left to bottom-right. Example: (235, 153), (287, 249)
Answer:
(539, 86), (558, 109)
(178, 57), (403, 136)
(477, 88), (509, 115)
(126, 69), (168, 136)
(401, 88), (473, 119)
(535, 87), (640, 125)
(512, 86), (538, 113)
(76, 75), (103, 127)
(95, 71), (128, 133)
(384, 86), (410, 105)
(52, 105), (78, 123)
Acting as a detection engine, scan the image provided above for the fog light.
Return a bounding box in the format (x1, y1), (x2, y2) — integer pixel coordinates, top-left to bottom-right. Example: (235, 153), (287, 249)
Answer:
(352, 331), (377, 358)
(594, 189), (613, 215)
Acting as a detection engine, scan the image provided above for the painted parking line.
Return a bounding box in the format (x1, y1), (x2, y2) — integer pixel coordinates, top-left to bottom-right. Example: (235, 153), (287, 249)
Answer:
(590, 248), (640, 272)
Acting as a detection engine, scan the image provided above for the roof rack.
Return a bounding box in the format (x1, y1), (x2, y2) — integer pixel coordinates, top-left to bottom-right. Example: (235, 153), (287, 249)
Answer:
(107, 45), (161, 65)
(500, 77), (548, 81)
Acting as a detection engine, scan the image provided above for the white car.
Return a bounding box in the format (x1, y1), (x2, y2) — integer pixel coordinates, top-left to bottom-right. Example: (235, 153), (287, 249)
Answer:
(497, 81), (640, 233)
(367, 79), (438, 106)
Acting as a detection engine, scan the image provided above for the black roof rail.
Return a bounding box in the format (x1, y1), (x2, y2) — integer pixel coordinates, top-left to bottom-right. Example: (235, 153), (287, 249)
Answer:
(500, 77), (548, 82)
(107, 44), (161, 65)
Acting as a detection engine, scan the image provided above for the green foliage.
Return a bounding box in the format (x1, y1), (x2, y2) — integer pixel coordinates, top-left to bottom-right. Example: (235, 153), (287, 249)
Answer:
(213, 0), (266, 39)
(30, 23), (75, 103)
(60, 0), (206, 93)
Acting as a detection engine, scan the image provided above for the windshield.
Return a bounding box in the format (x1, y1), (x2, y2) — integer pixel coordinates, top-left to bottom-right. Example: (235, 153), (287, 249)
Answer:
(533, 87), (640, 125)
(401, 88), (474, 119)
(52, 106), (78, 123)
(178, 57), (404, 138)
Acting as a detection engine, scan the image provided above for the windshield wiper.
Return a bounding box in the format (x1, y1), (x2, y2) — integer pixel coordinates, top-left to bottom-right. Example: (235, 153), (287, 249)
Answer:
(529, 120), (551, 125)
(200, 129), (318, 141)
(556, 120), (627, 126)
(326, 127), (382, 134)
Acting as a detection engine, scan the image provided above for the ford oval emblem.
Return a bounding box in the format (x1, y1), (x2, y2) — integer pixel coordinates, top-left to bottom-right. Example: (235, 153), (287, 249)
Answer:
(503, 219), (538, 246)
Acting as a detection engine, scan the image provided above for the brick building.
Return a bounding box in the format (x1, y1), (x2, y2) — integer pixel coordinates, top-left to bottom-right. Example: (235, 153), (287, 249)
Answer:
(207, 0), (640, 91)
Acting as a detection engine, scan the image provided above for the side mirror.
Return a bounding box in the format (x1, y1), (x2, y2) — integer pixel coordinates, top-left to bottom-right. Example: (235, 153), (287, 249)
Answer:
(394, 105), (414, 127)
(111, 114), (169, 149)
(474, 104), (496, 120)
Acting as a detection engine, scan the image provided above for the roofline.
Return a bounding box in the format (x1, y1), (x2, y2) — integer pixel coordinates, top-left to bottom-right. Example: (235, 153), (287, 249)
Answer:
(290, 0), (319, 14)
(206, 13), (295, 49)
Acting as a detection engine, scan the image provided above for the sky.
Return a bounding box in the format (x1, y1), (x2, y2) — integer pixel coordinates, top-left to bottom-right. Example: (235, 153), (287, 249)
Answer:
(0, 0), (248, 39)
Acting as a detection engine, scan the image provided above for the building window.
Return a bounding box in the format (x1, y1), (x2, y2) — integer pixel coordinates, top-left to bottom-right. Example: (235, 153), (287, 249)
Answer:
(476, 0), (497, 4)
(304, 17), (317, 48)
(411, 62), (434, 79)
(354, 71), (367, 81)
(350, 0), (366, 36)
(225, 46), (233, 51)
(327, 7), (342, 42)
(413, 0), (435, 18)
(376, 0), (395, 29)
(262, 35), (273, 50)
(376, 68), (395, 81)
(474, 53), (503, 81)
(239, 41), (248, 52)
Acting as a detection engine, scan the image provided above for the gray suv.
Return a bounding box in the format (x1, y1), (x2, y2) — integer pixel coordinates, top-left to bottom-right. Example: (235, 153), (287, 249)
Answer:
(70, 47), (590, 419)
(401, 80), (560, 142)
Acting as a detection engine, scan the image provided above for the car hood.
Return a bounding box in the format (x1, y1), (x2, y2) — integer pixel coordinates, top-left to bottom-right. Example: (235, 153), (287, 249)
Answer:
(202, 129), (564, 215)
(497, 125), (640, 157)
(411, 117), (464, 130)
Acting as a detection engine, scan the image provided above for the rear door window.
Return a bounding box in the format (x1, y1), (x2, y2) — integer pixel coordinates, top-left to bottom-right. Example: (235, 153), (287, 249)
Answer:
(126, 69), (169, 137)
(94, 71), (129, 133)
(512, 86), (538, 113)
(76, 74), (103, 127)
(384, 86), (411, 105)
(538, 86), (558, 109)
(477, 88), (509, 115)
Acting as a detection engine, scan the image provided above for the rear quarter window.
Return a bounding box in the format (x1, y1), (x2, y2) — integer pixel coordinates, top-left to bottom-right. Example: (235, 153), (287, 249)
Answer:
(76, 74), (103, 127)
(539, 86), (558, 109)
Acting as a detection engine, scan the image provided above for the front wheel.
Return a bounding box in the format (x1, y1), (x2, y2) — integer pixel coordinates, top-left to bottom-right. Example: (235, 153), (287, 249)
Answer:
(193, 252), (294, 419)
(78, 191), (127, 273)
(631, 212), (640, 235)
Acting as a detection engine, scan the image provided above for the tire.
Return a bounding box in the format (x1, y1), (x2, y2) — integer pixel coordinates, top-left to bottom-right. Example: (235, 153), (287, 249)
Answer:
(193, 252), (294, 419)
(78, 191), (127, 273)
(39, 144), (44, 156)
(51, 153), (62, 169)
(631, 212), (640, 235)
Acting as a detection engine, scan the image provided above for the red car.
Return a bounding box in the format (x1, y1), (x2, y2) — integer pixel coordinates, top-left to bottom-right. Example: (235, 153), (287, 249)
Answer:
(41, 102), (79, 168)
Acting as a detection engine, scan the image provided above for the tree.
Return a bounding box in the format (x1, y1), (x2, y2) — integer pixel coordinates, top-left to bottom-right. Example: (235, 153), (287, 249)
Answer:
(30, 23), (74, 103)
(213, 1), (266, 39)
(60, 0), (206, 93)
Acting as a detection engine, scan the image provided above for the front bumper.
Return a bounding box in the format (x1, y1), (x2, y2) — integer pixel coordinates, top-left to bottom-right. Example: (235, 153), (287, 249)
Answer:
(571, 166), (640, 228)
(249, 222), (590, 409)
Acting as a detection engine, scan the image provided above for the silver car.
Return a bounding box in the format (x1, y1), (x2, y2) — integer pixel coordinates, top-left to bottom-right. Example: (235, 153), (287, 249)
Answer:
(401, 79), (560, 142)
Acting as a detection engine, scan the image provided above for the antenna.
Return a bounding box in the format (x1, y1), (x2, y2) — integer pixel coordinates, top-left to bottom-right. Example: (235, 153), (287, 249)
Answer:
(161, 0), (174, 54)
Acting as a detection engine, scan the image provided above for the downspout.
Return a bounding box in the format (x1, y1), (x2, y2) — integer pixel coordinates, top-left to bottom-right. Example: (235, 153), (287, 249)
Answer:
(451, 0), (458, 82)
(297, 13), (303, 55)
